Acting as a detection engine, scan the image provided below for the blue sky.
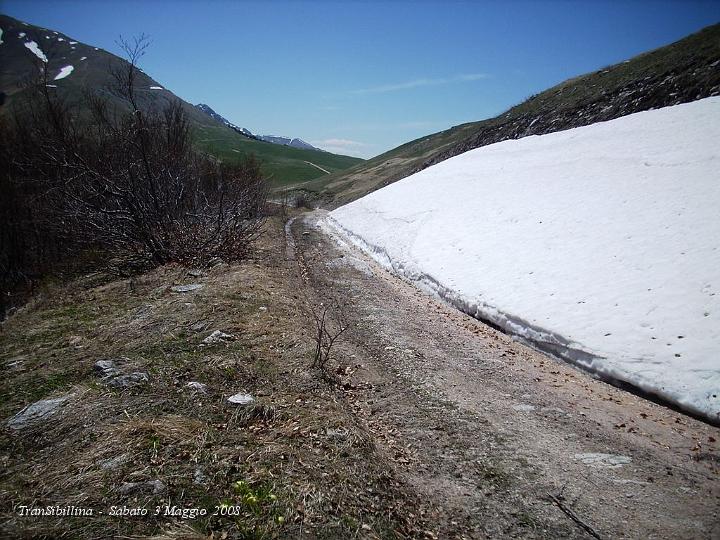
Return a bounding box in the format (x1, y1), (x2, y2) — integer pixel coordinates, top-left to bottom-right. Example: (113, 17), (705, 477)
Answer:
(3, 1), (719, 158)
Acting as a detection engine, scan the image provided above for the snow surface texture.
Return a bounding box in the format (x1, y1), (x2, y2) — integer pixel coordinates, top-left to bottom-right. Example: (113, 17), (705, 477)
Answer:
(54, 65), (74, 80)
(24, 40), (47, 62)
(328, 97), (720, 423)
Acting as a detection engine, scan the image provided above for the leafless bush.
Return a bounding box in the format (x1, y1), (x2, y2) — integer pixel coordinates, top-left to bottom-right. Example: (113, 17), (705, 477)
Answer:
(309, 299), (348, 379)
(294, 191), (313, 209)
(1, 36), (268, 315)
(276, 192), (292, 219)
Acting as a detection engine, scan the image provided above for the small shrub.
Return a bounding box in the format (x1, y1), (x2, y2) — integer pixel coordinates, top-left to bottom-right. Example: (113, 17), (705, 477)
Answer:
(309, 299), (348, 380)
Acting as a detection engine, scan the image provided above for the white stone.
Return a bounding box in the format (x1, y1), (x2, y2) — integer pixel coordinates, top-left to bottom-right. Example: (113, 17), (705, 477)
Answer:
(187, 381), (207, 394)
(574, 453), (632, 468)
(171, 284), (203, 293)
(202, 330), (234, 345)
(228, 393), (254, 405)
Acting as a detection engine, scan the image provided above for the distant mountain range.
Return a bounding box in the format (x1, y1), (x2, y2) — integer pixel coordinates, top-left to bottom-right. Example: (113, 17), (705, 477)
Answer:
(258, 135), (321, 152)
(0, 14), (362, 185)
(194, 103), (323, 151)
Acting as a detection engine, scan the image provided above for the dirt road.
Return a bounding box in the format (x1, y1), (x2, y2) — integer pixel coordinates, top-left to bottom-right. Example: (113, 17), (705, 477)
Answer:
(288, 211), (719, 539)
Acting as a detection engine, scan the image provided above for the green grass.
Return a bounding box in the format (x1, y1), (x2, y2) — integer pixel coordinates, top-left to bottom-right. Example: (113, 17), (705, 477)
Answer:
(193, 125), (362, 187)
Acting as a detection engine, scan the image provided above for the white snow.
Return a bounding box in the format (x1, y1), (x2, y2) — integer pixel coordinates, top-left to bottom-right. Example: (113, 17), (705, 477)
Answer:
(328, 97), (720, 423)
(69, 41), (77, 45)
(24, 41), (48, 62)
(0, 28), (3, 45)
(80, 56), (87, 61)
(57, 37), (64, 42)
(149, 86), (163, 90)
(54, 65), (74, 80)
(18, 32), (26, 38)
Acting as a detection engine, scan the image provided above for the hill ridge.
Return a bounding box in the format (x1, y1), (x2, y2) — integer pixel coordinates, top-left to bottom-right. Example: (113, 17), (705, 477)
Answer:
(306, 23), (720, 207)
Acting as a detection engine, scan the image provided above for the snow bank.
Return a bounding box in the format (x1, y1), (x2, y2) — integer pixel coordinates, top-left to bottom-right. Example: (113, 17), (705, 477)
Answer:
(54, 65), (74, 80)
(24, 41), (48, 62)
(328, 97), (720, 423)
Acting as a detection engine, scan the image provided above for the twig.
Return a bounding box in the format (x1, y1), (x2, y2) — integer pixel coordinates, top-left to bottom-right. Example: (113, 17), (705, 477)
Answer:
(548, 492), (604, 539)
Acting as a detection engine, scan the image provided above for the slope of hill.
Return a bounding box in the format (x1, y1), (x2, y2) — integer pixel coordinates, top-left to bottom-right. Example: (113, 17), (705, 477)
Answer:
(327, 97), (720, 423)
(0, 14), (362, 186)
(194, 103), (326, 152)
(195, 103), (258, 138)
(307, 23), (720, 207)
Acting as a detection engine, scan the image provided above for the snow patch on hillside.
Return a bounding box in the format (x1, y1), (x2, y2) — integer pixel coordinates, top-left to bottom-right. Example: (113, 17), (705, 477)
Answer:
(24, 41), (48, 62)
(149, 86), (163, 90)
(328, 97), (720, 423)
(54, 65), (74, 80)
(0, 28), (4, 45)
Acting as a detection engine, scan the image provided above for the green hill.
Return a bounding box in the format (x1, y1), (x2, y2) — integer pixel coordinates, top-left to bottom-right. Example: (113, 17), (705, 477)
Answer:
(301, 23), (720, 208)
(193, 124), (362, 186)
(0, 14), (362, 186)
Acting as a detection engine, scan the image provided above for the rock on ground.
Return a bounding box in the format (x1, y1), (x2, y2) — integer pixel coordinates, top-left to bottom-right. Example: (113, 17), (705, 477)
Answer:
(170, 284), (203, 293)
(118, 479), (166, 495)
(94, 359), (148, 388)
(186, 381), (207, 394)
(7, 395), (73, 430)
(202, 330), (234, 345)
(227, 393), (254, 405)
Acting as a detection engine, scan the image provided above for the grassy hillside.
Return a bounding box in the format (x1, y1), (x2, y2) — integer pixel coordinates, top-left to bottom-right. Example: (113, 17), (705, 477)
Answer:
(0, 14), (362, 186)
(302, 23), (720, 207)
(194, 125), (363, 186)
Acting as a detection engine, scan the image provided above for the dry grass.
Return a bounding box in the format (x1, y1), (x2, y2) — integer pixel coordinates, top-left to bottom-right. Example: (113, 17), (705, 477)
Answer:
(0, 216), (426, 539)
